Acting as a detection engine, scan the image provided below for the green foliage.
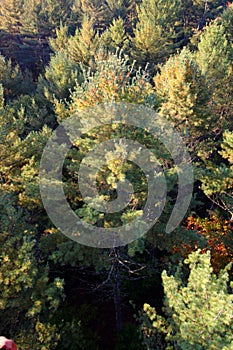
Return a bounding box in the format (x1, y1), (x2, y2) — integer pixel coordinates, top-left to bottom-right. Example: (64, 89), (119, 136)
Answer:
(0, 0), (24, 33)
(0, 96), (64, 349)
(180, 0), (227, 38)
(139, 250), (233, 349)
(20, 0), (49, 36)
(196, 20), (233, 127)
(16, 321), (60, 350)
(61, 50), (154, 113)
(0, 97), (53, 207)
(0, 84), (4, 108)
(11, 94), (56, 132)
(44, 0), (73, 33)
(67, 17), (101, 67)
(199, 130), (233, 219)
(154, 48), (211, 141)
(38, 51), (81, 102)
(0, 0), (74, 77)
(0, 194), (64, 348)
(0, 0), (73, 35)
(196, 21), (231, 77)
(105, 0), (136, 26)
(133, 0), (182, 68)
(0, 54), (34, 99)
(49, 24), (70, 53)
(54, 50), (201, 253)
(0, 2), (232, 348)
(101, 17), (129, 53)
(71, 0), (111, 30)
(221, 2), (233, 42)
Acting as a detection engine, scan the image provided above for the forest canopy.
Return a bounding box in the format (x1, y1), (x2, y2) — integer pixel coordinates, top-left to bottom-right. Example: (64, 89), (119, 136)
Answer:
(0, 1), (232, 349)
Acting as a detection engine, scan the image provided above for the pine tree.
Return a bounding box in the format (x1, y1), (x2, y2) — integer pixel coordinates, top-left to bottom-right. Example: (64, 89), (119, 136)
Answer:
(67, 17), (101, 66)
(50, 51), (195, 337)
(101, 17), (129, 53)
(54, 50), (201, 253)
(19, 0), (73, 74)
(0, 1), (25, 70)
(221, 2), (233, 42)
(61, 50), (154, 112)
(105, 0), (137, 33)
(21, 0), (73, 36)
(38, 51), (81, 102)
(49, 24), (70, 53)
(154, 48), (211, 143)
(0, 96), (64, 348)
(196, 20), (233, 129)
(196, 21), (231, 79)
(0, 54), (34, 99)
(0, 0), (24, 33)
(72, 0), (136, 32)
(132, 0), (182, 69)
(20, 0), (48, 36)
(199, 130), (233, 220)
(105, 0), (135, 19)
(0, 0), (73, 77)
(180, 0), (227, 36)
(139, 250), (233, 349)
(72, 0), (111, 31)
(45, 0), (73, 33)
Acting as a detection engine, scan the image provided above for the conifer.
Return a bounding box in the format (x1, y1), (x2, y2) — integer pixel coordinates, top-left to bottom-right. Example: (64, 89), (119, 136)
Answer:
(49, 24), (70, 53)
(140, 250), (233, 349)
(72, 0), (111, 31)
(196, 20), (233, 128)
(0, 0), (23, 33)
(67, 17), (101, 66)
(38, 51), (80, 102)
(154, 48), (211, 141)
(101, 17), (129, 53)
(133, 0), (181, 68)
(221, 2), (233, 42)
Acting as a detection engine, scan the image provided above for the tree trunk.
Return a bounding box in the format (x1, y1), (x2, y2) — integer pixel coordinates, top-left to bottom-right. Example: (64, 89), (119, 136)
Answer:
(113, 247), (123, 332)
